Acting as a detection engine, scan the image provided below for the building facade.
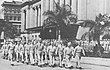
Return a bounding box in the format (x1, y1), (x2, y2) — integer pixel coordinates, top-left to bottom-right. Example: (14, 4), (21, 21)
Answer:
(21, 0), (110, 40)
(1, 1), (22, 34)
(78, 0), (110, 20)
(21, 0), (78, 40)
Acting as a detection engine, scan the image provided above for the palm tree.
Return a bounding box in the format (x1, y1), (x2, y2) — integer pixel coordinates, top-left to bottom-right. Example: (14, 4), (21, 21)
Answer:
(43, 1), (77, 40)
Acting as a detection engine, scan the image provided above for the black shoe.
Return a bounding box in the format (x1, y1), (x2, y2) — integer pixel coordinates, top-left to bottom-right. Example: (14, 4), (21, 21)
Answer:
(21, 61), (24, 63)
(31, 64), (34, 66)
(26, 62), (29, 65)
(11, 64), (14, 66)
(59, 66), (63, 68)
(79, 67), (82, 69)
(76, 67), (82, 69)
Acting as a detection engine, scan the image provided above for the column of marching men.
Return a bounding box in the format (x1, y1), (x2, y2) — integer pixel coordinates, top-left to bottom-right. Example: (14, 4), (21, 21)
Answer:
(1, 39), (85, 69)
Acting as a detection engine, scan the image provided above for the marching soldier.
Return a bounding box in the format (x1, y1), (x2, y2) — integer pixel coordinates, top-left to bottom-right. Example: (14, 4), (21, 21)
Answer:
(29, 41), (35, 65)
(8, 42), (15, 66)
(37, 41), (43, 66)
(57, 43), (65, 67)
(34, 40), (38, 65)
(24, 41), (30, 64)
(15, 41), (20, 62)
(47, 42), (57, 66)
(64, 42), (74, 68)
(73, 41), (85, 69)
(5, 42), (9, 60)
(43, 42), (48, 64)
(19, 42), (25, 63)
(1, 42), (8, 59)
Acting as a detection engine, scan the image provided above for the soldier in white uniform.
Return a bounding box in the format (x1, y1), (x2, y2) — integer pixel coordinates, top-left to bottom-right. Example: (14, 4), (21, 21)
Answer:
(64, 42), (74, 68)
(29, 41), (35, 65)
(19, 42), (24, 63)
(2, 42), (7, 59)
(73, 42), (85, 69)
(37, 41), (44, 66)
(57, 43), (65, 67)
(34, 41), (38, 65)
(42, 41), (48, 65)
(24, 41), (30, 64)
(8, 42), (15, 66)
(5, 42), (9, 59)
(8, 42), (14, 60)
(15, 41), (20, 62)
(48, 42), (57, 66)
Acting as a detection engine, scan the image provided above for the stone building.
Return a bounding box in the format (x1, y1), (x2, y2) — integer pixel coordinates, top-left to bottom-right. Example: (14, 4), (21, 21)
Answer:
(21, 0), (110, 40)
(78, 0), (110, 20)
(1, 1), (22, 34)
(21, 0), (78, 40)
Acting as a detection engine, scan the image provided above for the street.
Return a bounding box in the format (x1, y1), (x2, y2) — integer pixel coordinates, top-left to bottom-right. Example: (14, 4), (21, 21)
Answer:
(0, 53), (110, 70)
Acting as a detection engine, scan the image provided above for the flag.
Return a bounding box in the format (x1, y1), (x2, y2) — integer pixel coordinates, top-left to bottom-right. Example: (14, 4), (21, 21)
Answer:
(76, 26), (90, 39)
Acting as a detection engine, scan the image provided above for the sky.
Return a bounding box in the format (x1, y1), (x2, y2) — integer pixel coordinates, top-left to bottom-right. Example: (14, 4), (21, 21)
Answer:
(0, 0), (22, 9)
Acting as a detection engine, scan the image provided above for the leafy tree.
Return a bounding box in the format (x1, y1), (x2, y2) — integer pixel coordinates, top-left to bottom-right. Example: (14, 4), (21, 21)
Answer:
(43, 1), (77, 39)
(81, 13), (110, 56)
(0, 19), (17, 39)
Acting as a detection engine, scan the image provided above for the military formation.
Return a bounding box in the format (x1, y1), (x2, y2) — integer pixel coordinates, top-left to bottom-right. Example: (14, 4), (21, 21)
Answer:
(1, 38), (85, 69)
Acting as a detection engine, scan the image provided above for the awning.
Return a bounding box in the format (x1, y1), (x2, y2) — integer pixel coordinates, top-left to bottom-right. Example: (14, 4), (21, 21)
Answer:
(26, 26), (43, 31)
(75, 20), (96, 27)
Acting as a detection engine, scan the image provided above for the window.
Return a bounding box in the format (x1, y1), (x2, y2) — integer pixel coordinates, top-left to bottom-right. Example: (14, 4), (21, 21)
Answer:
(35, 35), (37, 38)
(9, 16), (12, 20)
(18, 11), (20, 14)
(19, 25), (21, 28)
(19, 29), (21, 32)
(18, 17), (21, 21)
(14, 11), (16, 13)
(14, 25), (18, 28)
(14, 16), (16, 20)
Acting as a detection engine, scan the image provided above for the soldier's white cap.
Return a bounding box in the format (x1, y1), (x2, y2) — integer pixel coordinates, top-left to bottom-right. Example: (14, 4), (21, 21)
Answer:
(68, 42), (71, 46)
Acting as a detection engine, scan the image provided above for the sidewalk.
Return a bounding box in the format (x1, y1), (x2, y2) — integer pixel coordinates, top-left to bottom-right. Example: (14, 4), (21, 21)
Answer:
(81, 57), (110, 67)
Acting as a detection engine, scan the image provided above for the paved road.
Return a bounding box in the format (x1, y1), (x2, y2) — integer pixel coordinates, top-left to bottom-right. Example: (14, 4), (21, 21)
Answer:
(0, 53), (110, 70)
